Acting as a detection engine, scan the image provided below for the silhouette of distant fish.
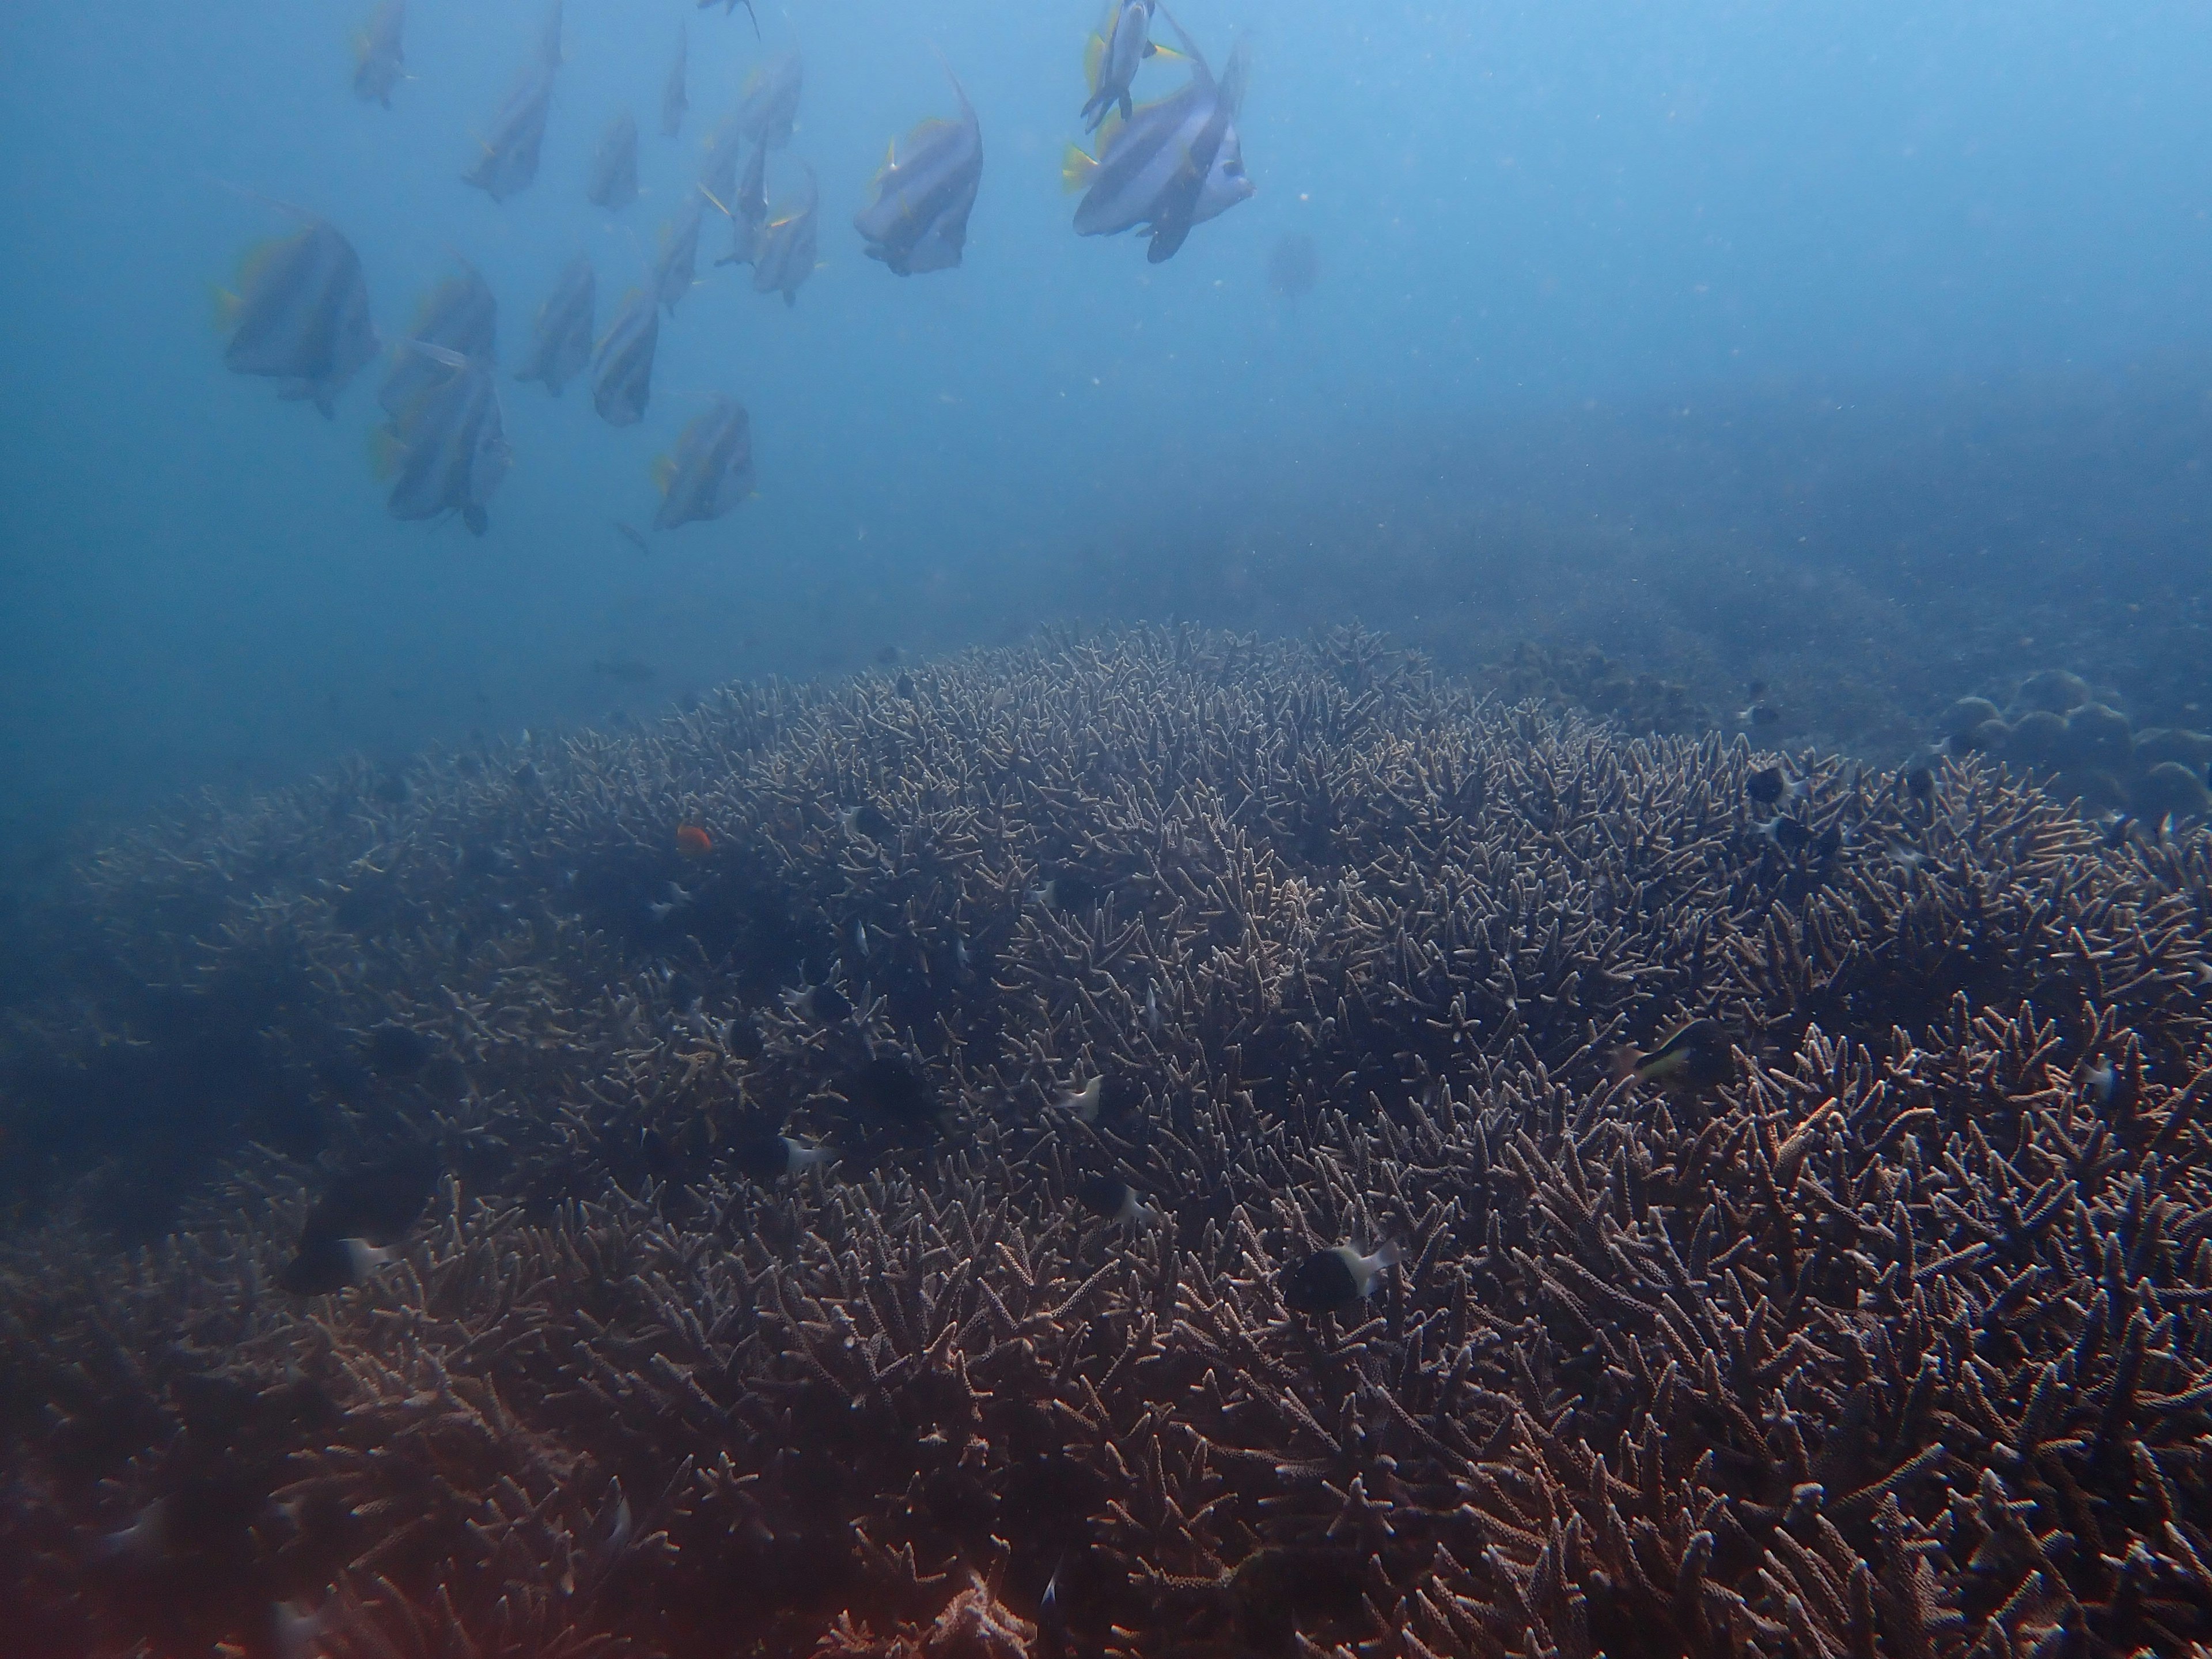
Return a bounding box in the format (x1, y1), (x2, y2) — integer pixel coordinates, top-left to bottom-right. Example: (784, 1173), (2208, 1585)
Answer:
(735, 51), (801, 147)
(516, 252), (594, 397)
(653, 397), (753, 530)
(588, 109), (639, 210)
(699, 0), (760, 37)
(351, 0), (406, 108)
(591, 287), (658, 426)
(734, 160), (816, 305)
(654, 190), (706, 314)
(661, 24), (689, 137)
(378, 260), (496, 419)
(374, 343), (512, 536)
(464, 65), (554, 202)
(717, 137), (770, 266)
(855, 65), (982, 276)
(217, 214), (379, 418)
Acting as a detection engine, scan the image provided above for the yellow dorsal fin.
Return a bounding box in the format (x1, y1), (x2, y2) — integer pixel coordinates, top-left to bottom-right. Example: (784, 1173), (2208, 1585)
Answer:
(1148, 42), (1187, 63)
(1082, 31), (1105, 94)
(208, 283), (241, 333)
(652, 454), (677, 493)
(1060, 143), (1098, 194)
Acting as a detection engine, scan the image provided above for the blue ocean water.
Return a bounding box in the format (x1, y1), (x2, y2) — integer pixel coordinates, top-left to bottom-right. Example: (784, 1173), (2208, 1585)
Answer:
(2, 0), (2209, 860)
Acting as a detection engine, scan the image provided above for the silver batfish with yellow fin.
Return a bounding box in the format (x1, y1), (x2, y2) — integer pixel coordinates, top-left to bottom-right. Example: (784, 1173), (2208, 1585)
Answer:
(653, 397), (754, 531)
(854, 62), (982, 276)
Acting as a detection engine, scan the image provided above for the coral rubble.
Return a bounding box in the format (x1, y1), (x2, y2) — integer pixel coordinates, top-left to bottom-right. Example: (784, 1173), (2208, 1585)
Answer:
(3, 627), (2211, 1659)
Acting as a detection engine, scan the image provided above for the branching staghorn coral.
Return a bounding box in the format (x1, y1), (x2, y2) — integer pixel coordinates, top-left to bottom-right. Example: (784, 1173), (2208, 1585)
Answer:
(3, 627), (2209, 1658)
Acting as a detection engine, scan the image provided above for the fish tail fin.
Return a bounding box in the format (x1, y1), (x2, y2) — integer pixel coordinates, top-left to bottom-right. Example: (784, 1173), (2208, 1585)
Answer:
(1060, 143), (1098, 194)
(1608, 1045), (1646, 1084)
(1374, 1240), (1403, 1269)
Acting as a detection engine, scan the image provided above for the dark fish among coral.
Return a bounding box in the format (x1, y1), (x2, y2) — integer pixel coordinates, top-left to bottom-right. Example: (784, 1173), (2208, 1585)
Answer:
(1279, 1241), (1399, 1315)
(841, 1053), (945, 1140)
(1074, 1173), (1158, 1228)
(278, 1143), (440, 1294)
(736, 51), (802, 148)
(653, 397), (755, 530)
(854, 66), (983, 276)
(1065, 25), (1252, 262)
(516, 252), (594, 397)
(661, 24), (689, 137)
(747, 162), (819, 305)
(593, 656), (656, 683)
(613, 520), (649, 553)
(1081, 0), (1164, 130)
(463, 63), (555, 202)
(654, 190), (707, 314)
(364, 1020), (436, 1074)
(588, 109), (640, 210)
(732, 1132), (835, 1183)
(351, 0), (406, 107)
(840, 801), (893, 840)
(374, 344), (512, 536)
(1614, 1018), (1733, 1090)
(590, 287), (658, 426)
(1266, 230), (1317, 304)
(378, 261), (497, 418)
(218, 215), (380, 417)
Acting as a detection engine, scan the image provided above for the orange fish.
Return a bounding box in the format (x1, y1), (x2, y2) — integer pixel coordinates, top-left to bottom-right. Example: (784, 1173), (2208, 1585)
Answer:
(676, 823), (713, 856)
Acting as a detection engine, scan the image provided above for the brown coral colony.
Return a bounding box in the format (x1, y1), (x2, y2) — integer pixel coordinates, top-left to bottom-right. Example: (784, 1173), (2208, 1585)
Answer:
(4, 628), (2211, 1659)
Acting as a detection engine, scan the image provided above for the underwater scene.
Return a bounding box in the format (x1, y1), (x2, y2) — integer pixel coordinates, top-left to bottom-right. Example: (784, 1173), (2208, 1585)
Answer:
(4, 1), (2212, 1656)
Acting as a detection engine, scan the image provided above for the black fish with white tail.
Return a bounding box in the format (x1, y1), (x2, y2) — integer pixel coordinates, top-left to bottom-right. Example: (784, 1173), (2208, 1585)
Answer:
(1280, 1241), (1400, 1314)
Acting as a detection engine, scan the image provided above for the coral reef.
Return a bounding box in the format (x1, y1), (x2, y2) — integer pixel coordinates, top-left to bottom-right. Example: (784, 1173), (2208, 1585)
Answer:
(4, 627), (2212, 1659)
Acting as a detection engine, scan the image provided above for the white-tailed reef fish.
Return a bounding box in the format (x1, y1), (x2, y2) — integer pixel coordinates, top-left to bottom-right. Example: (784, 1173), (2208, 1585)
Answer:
(697, 0), (760, 39)
(217, 215), (379, 418)
(654, 190), (706, 315)
(374, 343), (511, 536)
(378, 260), (496, 419)
(1279, 1240), (1399, 1315)
(591, 287), (658, 426)
(661, 25), (688, 137)
(516, 252), (594, 397)
(854, 64), (982, 276)
(734, 51), (801, 148)
(463, 61), (555, 202)
(1080, 0), (1170, 131)
(588, 109), (639, 210)
(1065, 21), (1251, 262)
(738, 160), (816, 305)
(352, 0), (406, 108)
(718, 137), (770, 267)
(653, 396), (753, 530)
